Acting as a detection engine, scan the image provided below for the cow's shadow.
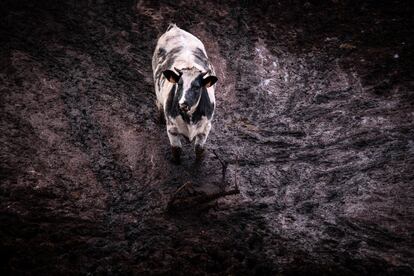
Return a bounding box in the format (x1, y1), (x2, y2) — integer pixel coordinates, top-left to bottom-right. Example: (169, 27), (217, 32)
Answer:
(163, 142), (239, 214)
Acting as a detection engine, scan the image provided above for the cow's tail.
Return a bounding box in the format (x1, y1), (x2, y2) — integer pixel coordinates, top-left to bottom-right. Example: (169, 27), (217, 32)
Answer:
(167, 23), (177, 31)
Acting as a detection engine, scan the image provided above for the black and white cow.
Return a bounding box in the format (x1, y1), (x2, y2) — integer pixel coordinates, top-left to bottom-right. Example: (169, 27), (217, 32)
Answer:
(152, 24), (218, 162)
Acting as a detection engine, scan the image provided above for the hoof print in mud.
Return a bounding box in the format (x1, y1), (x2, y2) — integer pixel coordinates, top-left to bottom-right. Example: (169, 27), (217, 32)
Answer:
(171, 146), (182, 163)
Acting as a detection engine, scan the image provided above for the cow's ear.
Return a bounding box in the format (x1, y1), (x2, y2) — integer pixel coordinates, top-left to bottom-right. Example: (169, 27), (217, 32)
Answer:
(163, 70), (181, 83)
(202, 76), (218, 87)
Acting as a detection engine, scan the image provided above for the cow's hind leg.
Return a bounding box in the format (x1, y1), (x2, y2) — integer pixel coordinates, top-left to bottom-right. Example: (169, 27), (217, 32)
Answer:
(167, 126), (182, 163)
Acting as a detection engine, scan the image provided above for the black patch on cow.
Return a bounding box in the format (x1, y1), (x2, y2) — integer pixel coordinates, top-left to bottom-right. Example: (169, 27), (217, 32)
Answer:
(165, 84), (181, 119)
(182, 76), (203, 108)
(158, 47), (167, 63)
(191, 87), (214, 122)
(193, 47), (209, 70)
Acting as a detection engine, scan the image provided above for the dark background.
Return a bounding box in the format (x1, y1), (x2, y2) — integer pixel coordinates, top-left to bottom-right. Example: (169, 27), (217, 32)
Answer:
(1, 0), (413, 274)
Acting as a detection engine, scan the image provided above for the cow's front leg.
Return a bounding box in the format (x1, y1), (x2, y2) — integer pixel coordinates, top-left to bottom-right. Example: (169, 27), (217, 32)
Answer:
(167, 126), (182, 163)
(194, 122), (211, 161)
(194, 135), (206, 162)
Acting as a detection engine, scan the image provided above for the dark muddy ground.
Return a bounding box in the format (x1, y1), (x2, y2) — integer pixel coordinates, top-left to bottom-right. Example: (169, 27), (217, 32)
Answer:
(1, 0), (413, 275)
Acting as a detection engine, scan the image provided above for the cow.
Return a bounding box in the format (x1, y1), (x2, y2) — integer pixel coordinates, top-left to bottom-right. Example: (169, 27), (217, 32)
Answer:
(152, 24), (218, 163)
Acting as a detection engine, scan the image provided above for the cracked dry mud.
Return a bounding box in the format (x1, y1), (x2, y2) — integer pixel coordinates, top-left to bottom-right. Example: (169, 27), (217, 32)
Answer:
(1, 0), (413, 275)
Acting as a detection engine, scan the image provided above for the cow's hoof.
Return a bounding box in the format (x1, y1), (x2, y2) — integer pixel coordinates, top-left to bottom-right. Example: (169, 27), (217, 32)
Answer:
(171, 146), (182, 163)
(195, 145), (205, 162)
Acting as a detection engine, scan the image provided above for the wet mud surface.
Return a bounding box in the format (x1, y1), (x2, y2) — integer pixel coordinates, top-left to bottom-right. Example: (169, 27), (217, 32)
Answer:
(1, 0), (413, 274)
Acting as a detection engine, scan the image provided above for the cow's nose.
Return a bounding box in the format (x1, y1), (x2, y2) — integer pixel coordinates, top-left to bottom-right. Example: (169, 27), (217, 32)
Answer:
(179, 102), (190, 112)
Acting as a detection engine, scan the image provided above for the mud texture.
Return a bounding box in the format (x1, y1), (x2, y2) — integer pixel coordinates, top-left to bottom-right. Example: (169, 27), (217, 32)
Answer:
(1, 0), (413, 275)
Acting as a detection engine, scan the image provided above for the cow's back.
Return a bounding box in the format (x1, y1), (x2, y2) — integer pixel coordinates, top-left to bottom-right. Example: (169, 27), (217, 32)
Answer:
(152, 24), (209, 74)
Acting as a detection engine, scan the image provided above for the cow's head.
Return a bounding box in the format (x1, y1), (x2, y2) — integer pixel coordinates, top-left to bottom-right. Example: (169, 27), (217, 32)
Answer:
(163, 67), (217, 113)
